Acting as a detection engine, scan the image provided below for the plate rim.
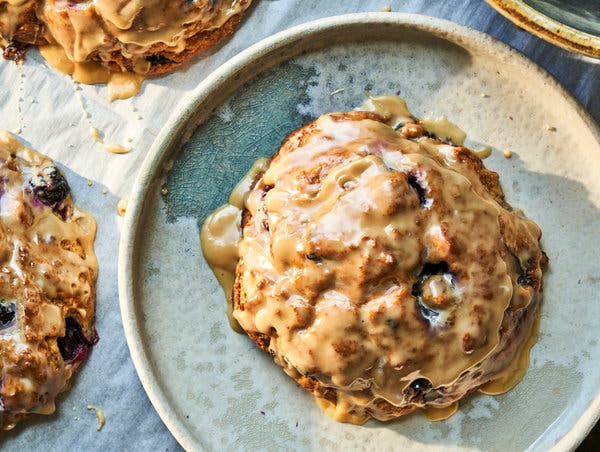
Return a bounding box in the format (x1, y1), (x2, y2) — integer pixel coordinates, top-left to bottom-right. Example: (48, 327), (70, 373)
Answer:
(485, 0), (600, 59)
(118, 12), (600, 451)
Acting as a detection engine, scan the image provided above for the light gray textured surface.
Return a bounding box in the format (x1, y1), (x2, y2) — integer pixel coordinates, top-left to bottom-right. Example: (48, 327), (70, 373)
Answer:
(1, 0), (598, 451)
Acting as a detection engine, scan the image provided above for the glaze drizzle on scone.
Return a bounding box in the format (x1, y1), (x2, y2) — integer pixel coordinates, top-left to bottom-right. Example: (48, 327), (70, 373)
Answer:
(0, 131), (97, 430)
(231, 106), (546, 423)
(0, 1), (251, 75)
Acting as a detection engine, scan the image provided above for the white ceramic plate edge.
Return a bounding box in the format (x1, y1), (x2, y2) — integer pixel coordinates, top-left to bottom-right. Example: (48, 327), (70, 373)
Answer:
(118, 12), (600, 451)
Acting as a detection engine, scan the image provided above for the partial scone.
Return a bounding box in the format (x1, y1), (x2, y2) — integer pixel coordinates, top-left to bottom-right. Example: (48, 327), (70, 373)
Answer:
(0, 0), (251, 75)
(0, 131), (97, 430)
(233, 110), (546, 422)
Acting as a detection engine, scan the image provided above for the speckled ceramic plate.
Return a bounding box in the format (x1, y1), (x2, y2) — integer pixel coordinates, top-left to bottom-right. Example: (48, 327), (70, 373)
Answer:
(118, 13), (600, 451)
(486, 0), (600, 58)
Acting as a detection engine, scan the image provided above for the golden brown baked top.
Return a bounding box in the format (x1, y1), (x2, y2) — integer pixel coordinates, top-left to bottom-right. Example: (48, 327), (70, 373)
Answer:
(0, 0), (251, 74)
(232, 107), (545, 422)
(0, 131), (97, 430)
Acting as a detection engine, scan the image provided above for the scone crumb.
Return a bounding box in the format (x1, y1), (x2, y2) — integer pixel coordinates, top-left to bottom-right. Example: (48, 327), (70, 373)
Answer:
(86, 405), (106, 431)
(117, 199), (128, 216)
(87, 180), (93, 187)
(102, 188), (108, 195)
(161, 187), (169, 196)
(480, 93), (490, 98)
(545, 125), (557, 132)
(380, 5), (392, 12)
(503, 149), (513, 159)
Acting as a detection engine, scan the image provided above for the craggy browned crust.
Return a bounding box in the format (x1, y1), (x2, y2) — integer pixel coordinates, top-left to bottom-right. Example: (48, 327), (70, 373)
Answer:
(0, 1), (44, 44)
(234, 111), (547, 422)
(234, 112), (384, 350)
(108, 12), (246, 76)
(234, 112), (421, 415)
(0, 131), (97, 430)
(0, 1), (40, 61)
(0, 0), (250, 75)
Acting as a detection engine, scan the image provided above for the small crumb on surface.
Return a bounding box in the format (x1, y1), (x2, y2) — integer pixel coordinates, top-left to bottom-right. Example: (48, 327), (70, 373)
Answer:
(480, 93), (490, 98)
(129, 105), (137, 112)
(330, 88), (345, 96)
(507, 115), (513, 120)
(86, 405), (106, 431)
(137, 115), (143, 120)
(161, 188), (169, 196)
(117, 199), (128, 216)
(102, 188), (108, 194)
(545, 124), (557, 131)
(380, 5), (392, 12)
(87, 180), (93, 186)
(503, 149), (513, 159)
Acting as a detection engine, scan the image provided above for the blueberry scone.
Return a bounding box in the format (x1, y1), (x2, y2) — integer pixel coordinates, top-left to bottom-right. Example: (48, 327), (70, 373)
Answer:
(0, 131), (97, 430)
(0, 0), (252, 75)
(231, 106), (546, 423)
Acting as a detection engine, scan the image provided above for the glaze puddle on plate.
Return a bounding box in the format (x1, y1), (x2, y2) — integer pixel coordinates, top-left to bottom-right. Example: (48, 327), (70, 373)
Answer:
(119, 14), (600, 451)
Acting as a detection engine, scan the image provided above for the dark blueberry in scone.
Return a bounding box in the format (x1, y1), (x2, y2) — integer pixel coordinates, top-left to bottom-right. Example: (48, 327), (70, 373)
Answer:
(28, 166), (70, 207)
(405, 378), (434, 403)
(57, 317), (96, 364)
(409, 378), (433, 393)
(145, 54), (174, 65)
(0, 301), (16, 329)
(406, 173), (428, 207)
(412, 261), (456, 325)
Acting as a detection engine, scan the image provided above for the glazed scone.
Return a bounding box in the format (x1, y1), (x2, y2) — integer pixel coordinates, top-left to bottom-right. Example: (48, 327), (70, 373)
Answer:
(0, 0), (251, 75)
(232, 110), (546, 422)
(0, 131), (97, 430)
